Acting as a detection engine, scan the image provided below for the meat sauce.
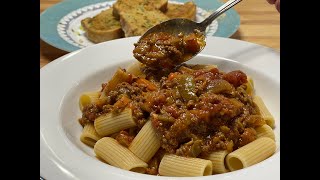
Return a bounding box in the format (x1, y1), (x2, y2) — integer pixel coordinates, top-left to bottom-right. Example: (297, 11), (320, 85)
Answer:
(133, 30), (205, 68)
(79, 64), (264, 175)
(147, 66), (264, 158)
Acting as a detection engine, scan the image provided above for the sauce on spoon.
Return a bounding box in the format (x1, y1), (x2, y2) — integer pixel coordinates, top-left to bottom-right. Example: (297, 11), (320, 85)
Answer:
(133, 29), (205, 68)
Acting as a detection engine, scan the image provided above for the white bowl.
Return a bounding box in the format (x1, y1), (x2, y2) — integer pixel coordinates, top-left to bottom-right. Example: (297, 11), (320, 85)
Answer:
(40, 36), (280, 180)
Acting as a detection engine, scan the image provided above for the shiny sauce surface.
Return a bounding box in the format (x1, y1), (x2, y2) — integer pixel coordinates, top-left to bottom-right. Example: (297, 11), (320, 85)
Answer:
(133, 30), (205, 68)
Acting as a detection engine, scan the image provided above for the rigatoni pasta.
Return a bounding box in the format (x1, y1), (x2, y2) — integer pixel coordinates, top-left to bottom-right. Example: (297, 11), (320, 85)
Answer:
(126, 62), (146, 78)
(204, 150), (229, 174)
(94, 108), (136, 136)
(77, 62), (278, 177)
(99, 68), (132, 99)
(94, 137), (148, 172)
(246, 76), (254, 96)
(226, 137), (276, 171)
(79, 91), (100, 111)
(129, 120), (161, 162)
(256, 124), (275, 140)
(159, 154), (212, 176)
(254, 96), (275, 128)
(80, 123), (102, 147)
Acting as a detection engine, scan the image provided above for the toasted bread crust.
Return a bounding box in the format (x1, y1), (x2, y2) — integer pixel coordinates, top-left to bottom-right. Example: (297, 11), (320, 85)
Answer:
(81, 8), (124, 43)
(119, 7), (169, 37)
(165, 2), (197, 21)
(113, 0), (168, 20)
(81, 1), (198, 43)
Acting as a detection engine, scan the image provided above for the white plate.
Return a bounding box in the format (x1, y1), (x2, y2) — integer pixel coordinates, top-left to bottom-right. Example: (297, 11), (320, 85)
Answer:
(40, 36), (280, 180)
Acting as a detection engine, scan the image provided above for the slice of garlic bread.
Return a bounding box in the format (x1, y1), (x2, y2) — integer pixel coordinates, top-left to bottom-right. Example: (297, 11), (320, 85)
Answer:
(119, 7), (169, 37)
(81, 8), (124, 43)
(113, 0), (168, 20)
(165, 1), (197, 21)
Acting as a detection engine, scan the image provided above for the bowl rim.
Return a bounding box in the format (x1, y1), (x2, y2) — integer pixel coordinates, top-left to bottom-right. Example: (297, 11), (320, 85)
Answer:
(40, 36), (280, 180)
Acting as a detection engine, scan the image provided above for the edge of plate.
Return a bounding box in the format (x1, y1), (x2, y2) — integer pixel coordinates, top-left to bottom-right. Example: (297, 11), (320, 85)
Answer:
(40, 36), (279, 180)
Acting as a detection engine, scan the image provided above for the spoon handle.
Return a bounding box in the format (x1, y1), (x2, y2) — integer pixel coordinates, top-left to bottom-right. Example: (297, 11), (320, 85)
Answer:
(199, 0), (242, 31)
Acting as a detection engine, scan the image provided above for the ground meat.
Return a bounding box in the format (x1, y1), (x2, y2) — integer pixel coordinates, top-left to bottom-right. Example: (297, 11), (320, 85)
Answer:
(109, 82), (143, 101)
(176, 139), (202, 157)
(79, 64), (261, 165)
(78, 118), (90, 127)
(223, 70), (247, 87)
(243, 115), (266, 128)
(133, 30), (205, 68)
(148, 66), (260, 156)
(196, 93), (244, 120)
(115, 130), (135, 147)
(201, 133), (227, 156)
(239, 128), (257, 147)
(145, 148), (166, 175)
(81, 104), (102, 122)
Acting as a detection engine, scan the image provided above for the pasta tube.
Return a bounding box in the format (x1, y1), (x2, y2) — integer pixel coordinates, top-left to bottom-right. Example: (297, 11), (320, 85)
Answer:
(94, 108), (136, 136)
(80, 123), (102, 147)
(159, 154), (212, 176)
(80, 123), (101, 147)
(79, 91), (100, 111)
(256, 124), (275, 140)
(126, 62), (146, 78)
(100, 68), (132, 99)
(253, 96), (275, 128)
(94, 137), (147, 172)
(246, 76), (254, 96)
(226, 137), (276, 171)
(129, 120), (160, 162)
(204, 150), (229, 174)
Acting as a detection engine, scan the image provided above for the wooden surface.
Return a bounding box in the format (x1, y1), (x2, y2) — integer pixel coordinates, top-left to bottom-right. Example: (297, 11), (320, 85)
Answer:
(40, 0), (280, 68)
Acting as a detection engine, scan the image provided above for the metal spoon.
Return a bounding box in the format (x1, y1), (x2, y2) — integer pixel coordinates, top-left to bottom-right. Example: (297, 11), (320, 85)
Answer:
(135, 0), (242, 66)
